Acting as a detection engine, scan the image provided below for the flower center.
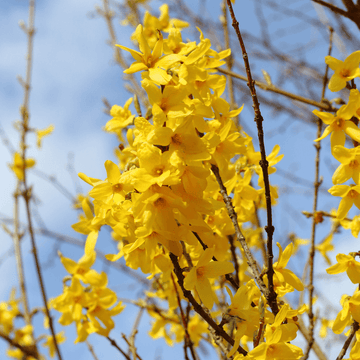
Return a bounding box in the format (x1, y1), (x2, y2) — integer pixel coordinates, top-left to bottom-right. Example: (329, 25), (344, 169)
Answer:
(332, 118), (345, 131)
(153, 166), (164, 176)
(348, 189), (358, 199)
(340, 68), (350, 78)
(196, 266), (206, 277)
(112, 183), (123, 193)
(154, 197), (167, 209)
(171, 133), (182, 145)
(349, 159), (359, 169)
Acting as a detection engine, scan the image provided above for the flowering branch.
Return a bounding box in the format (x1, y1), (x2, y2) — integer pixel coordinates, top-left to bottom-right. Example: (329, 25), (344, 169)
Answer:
(169, 253), (247, 356)
(217, 67), (335, 112)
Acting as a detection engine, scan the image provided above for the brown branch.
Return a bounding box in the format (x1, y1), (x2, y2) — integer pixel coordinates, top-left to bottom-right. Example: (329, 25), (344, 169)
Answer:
(13, 190), (32, 329)
(226, 0), (278, 315)
(107, 336), (132, 360)
(312, 0), (349, 17)
(210, 164), (277, 315)
(216, 67), (336, 112)
(171, 273), (197, 360)
(252, 200), (267, 262)
(336, 321), (359, 360)
(312, 0), (360, 30)
(18, 1), (63, 359)
(121, 334), (143, 360)
(227, 235), (240, 288)
(0, 332), (39, 359)
(302, 210), (350, 222)
(169, 253), (247, 356)
(128, 304), (144, 360)
(303, 26), (333, 360)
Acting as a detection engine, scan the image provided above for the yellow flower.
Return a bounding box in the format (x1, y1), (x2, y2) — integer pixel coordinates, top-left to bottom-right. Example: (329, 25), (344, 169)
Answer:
(315, 234), (334, 265)
(51, 277), (87, 326)
(130, 143), (181, 192)
(117, 24), (183, 85)
(326, 253), (360, 284)
(313, 102), (360, 151)
(0, 289), (20, 335)
(332, 292), (360, 334)
(148, 309), (176, 346)
(104, 98), (135, 140)
(36, 124), (54, 148)
(245, 305), (303, 359)
(141, 78), (192, 127)
(319, 318), (333, 338)
(183, 246), (234, 309)
(341, 215), (360, 238)
(88, 160), (133, 204)
(328, 184), (360, 220)
(332, 145), (360, 184)
(246, 341), (303, 360)
(226, 168), (259, 222)
(7, 325), (35, 359)
(85, 285), (125, 338)
(58, 251), (107, 287)
(163, 26), (196, 55)
(226, 280), (261, 357)
(9, 152), (35, 181)
(272, 243), (304, 292)
(325, 51), (360, 92)
(42, 331), (66, 358)
(139, 4), (189, 48)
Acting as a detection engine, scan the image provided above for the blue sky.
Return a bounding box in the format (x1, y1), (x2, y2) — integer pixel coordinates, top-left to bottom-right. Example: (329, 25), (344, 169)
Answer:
(1, 0), (359, 359)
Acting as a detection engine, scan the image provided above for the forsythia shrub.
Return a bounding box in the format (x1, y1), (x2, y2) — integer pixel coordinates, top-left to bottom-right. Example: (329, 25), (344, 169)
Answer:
(5, 1), (360, 360)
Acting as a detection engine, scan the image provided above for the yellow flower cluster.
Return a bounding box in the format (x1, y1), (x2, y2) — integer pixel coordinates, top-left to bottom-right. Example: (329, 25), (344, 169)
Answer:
(51, 250), (124, 343)
(66, 5), (311, 358)
(314, 51), (360, 221)
(0, 290), (65, 359)
(318, 51), (360, 359)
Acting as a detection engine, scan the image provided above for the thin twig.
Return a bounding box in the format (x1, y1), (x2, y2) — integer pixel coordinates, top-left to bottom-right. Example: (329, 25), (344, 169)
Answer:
(169, 253), (247, 356)
(303, 27), (333, 360)
(336, 321), (359, 360)
(13, 190), (32, 329)
(18, 1), (63, 359)
(211, 164), (276, 314)
(216, 67), (335, 112)
(171, 273), (197, 360)
(226, 0), (278, 315)
(129, 305), (144, 360)
(107, 336), (131, 360)
(86, 340), (100, 360)
(227, 235), (240, 287)
(121, 334), (143, 360)
(252, 201), (267, 262)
